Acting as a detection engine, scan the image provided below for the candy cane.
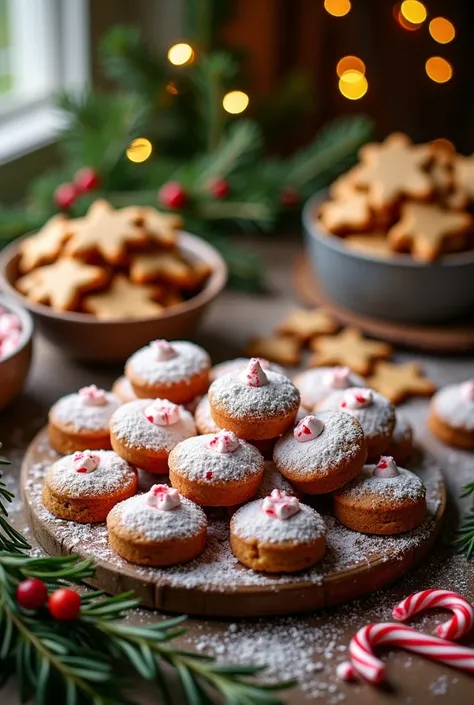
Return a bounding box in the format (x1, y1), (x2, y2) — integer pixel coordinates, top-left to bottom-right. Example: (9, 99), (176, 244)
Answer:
(392, 590), (474, 641)
(338, 622), (474, 684)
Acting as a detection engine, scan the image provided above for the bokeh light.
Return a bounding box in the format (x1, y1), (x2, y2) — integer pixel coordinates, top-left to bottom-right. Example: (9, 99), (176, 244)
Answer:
(324, 0), (351, 17)
(126, 138), (153, 163)
(167, 43), (194, 66)
(339, 71), (368, 100)
(336, 56), (366, 77)
(222, 90), (249, 114)
(393, 3), (421, 31)
(429, 17), (455, 44)
(425, 57), (453, 83)
(400, 1), (427, 24)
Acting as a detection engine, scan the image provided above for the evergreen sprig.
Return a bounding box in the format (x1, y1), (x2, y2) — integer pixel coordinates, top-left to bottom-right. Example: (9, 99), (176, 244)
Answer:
(455, 481), (474, 559)
(0, 452), (293, 704)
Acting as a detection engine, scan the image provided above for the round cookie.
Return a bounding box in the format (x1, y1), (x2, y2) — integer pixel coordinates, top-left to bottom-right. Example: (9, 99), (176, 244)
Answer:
(169, 430), (264, 506)
(256, 461), (300, 499)
(428, 381), (474, 449)
(110, 399), (196, 473)
(318, 387), (395, 459)
(125, 339), (210, 404)
(387, 414), (414, 465)
(273, 412), (367, 494)
(208, 358), (300, 440)
(210, 357), (286, 382)
(293, 366), (365, 411)
(333, 457), (426, 535)
(42, 450), (138, 523)
(107, 485), (207, 566)
(230, 492), (327, 573)
(48, 385), (122, 455)
(112, 376), (137, 403)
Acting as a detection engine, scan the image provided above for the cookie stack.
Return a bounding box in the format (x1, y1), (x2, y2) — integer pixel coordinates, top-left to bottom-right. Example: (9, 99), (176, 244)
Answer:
(15, 199), (210, 318)
(318, 133), (474, 262)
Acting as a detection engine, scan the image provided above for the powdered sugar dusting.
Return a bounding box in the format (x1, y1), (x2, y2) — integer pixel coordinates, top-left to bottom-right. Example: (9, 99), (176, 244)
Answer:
(232, 499), (326, 543)
(195, 395), (220, 434)
(169, 435), (263, 483)
(209, 371), (300, 420)
(392, 413), (413, 445)
(211, 357), (286, 381)
(294, 367), (365, 410)
(126, 340), (210, 385)
(46, 450), (136, 497)
(256, 461), (299, 498)
(432, 384), (474, 431)
(50, 391), (121, 432)
(318, 388), (395, 440)
(335, 465), (426, 504)
(110, 399), (196, 452)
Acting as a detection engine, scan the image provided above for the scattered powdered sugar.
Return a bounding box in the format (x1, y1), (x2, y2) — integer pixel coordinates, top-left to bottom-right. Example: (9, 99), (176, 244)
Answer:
(50, 392), (121, 431)
(126, 341), (210, 385)
(47, 450), (136, 497)
(169, 435), (264, 482)
(194, 394), (220, 434)
(391, 413), (413, 444)
(231, 499), (327, 544)
(209, 371), (300, 420)
(109, 493), (206, 541)
(273, 411), (365, 478)
(256, 461), (298, 498)
(112, 375), (136, 402)
(110, 399), (196, 452)
(335, 465), (426, 504)
(293, 367), (365, 410)
(432, 384), (474, 431)
(210, 357), (286, 381)
(318, 388), (395, 439)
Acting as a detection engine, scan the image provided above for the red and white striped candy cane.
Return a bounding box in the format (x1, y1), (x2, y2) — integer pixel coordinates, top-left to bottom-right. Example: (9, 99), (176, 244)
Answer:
(339, 622), (474, 684)
(392, 590), (474, 641)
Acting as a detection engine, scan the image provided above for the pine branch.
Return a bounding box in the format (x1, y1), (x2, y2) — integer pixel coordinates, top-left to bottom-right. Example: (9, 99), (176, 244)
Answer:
(195, 120), (263, 187)
(454, 482), (474, 559)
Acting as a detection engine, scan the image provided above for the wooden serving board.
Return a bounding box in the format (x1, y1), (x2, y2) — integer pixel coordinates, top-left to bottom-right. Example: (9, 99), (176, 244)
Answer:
(293, 254), (474, 353)
(22, 429), (446, 618)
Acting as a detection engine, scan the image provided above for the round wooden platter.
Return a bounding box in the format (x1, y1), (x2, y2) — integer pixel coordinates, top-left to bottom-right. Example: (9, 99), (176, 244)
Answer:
(22, 428), (446, 619)
(293, 253), (474, 353)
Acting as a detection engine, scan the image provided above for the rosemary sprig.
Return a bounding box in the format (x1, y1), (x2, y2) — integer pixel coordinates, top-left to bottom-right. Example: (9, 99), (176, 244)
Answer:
(454, 482), (474, 559)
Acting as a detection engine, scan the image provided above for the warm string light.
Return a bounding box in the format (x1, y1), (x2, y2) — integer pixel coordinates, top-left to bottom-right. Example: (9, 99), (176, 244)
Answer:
(429, 17), (455, 44)
(324, 0), (351, 17)
(338, 70), (368, 100)
(400, 0), (427, 25)
(167, 43), (194, 66)
(222, 90), (249, 114)
(426, 57), (453, 83)
(336, 56), (366, 77)
(126, 138), (153, 163)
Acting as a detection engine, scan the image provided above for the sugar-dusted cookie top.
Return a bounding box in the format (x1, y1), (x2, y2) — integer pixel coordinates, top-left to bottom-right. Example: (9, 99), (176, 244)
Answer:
(126, 340), (210, 387)
(432, 381), (474, 431)
(334, 459), (426, 508)
(210, 357), (285, 382)
(391, 414), (413, 446)
(194, 394), (220, 434)
(293, 366), (365, 410)
(318, 387), (395, 440)
(46, 450), (136, 499)
(49, 386), (121, 432)
(110, 399), (196, 452)
(231, 496), (326, 544)
(256, 461), (298, 498)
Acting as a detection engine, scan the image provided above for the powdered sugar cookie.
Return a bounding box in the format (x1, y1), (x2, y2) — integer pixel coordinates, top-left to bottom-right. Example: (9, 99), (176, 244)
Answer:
(318, 387), (395, 459)
(386, 414), (414, 465)
(107, 485), (207, 566)
(208, 358), (300, 440)
(428, 381), (474, 449)
(125, 339), (210, 404)
(169, 430), (264, 506)
(48, 385), (122, 455)
(230, 492), (327, 572)
(112, 376), (137, 403)
(333, 457), (426, 535)
(293, 366), (365, 411)
(42, 450), (138, 523)
(273, 412), (367, 494)
(210, 357), (285, 382)
(110, 399), (197, 473)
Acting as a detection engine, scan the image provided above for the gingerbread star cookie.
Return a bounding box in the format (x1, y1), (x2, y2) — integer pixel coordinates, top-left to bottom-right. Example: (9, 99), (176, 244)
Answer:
(244, 335), (301, 366)
(277, 308), (339, 343)
(64, 200), (148, 264)
(130, 251), (197, 289)
(19, 215), (70, 273)
(453, 155), (474, 204)
(82, 275), (164, 320)
(344, 233), (393, 259)
(309, 327), (392, 376)
(16, 258), (108, 311)
(131, 206), (182, 248)
(429, 145), (468, 211)
(367, 360), (436, 404)
(319, 192), (372, 235)
(329, 165), (363, 199)
(353, 133), (433, 211)
(387, 202), (473, 261)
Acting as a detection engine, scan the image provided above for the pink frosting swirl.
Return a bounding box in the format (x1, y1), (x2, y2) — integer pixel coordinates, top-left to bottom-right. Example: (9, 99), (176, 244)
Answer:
(0, 312), (21, 339)
(293, 415), (325, 443)
(261, 489), (300, 520)
(240, 358), (268, 387)
(150, 339), (177, 361)
(72, 450), (100, 474)
(79, 385), (107, 407)
(208, 430), (240, 454)
(341, 388), (373, 410)
(323, 366), (351, 390)
(373, 456), (400, 478)
(147, 484), (181, 510)
(144, 399), (180, 426)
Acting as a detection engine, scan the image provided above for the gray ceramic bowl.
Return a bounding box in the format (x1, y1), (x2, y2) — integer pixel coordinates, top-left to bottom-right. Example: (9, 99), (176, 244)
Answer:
(0, 232), (227, 363)
(303, 193), (474, 323)
(0, 295), (33, 411)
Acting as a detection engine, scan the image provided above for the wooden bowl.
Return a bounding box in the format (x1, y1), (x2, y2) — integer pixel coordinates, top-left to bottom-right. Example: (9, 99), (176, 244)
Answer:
(0, 295), (33, 411)
(0, 232), (227, 362)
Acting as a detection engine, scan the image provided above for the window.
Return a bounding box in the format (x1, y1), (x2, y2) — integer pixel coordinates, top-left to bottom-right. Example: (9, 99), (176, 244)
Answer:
(0, 0), (89, 164)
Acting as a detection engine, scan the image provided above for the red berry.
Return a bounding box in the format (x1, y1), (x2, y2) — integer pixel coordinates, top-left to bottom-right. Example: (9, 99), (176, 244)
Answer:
(74, 167), (100, 193)
(280, 187), (300, 208)
(54, 183), (77, 210)
(158, 181), (188, 210)
(208, 178), (230, 199)
(16, 578), (48, 610)
(48, 588), (81, 621)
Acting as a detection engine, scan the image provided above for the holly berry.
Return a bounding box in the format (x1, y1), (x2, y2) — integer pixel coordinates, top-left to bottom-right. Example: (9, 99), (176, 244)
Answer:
(74, 166), (100, 193)
(54, 183), (78, 211)
(208, 178), (230, 199)
(48, 588), (81, 621)
(158, 181), (188, 210)
(16, 578), (48, 610)
(280, 187), (301, 208)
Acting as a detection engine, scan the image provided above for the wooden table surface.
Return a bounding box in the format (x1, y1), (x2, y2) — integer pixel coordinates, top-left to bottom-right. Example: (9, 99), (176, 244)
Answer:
(2, 238), (474, 705)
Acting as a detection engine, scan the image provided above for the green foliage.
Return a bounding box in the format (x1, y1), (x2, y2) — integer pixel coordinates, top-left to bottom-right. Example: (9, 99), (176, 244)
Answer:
(455, 481), (474, 559)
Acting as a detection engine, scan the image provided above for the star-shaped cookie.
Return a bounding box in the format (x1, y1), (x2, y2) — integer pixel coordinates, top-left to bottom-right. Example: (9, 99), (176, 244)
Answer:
(244, 336), (301, 366)
(367, 360), (436, 404)
(82, 275), (164, 320)
(277, 308), (339, 343)
(353, 133), (433, 211)
(19, 214), (70, 273)
(130, 251), (197, 288)
(454, 154), (474, 203)
(16, 258), (108, 311)
(319, 192), (372, 234)
(64, 200), (148, 264)
(131, 206), (183, 248)
(387, 202), (472, 261)
(309, 327), (392, 376)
